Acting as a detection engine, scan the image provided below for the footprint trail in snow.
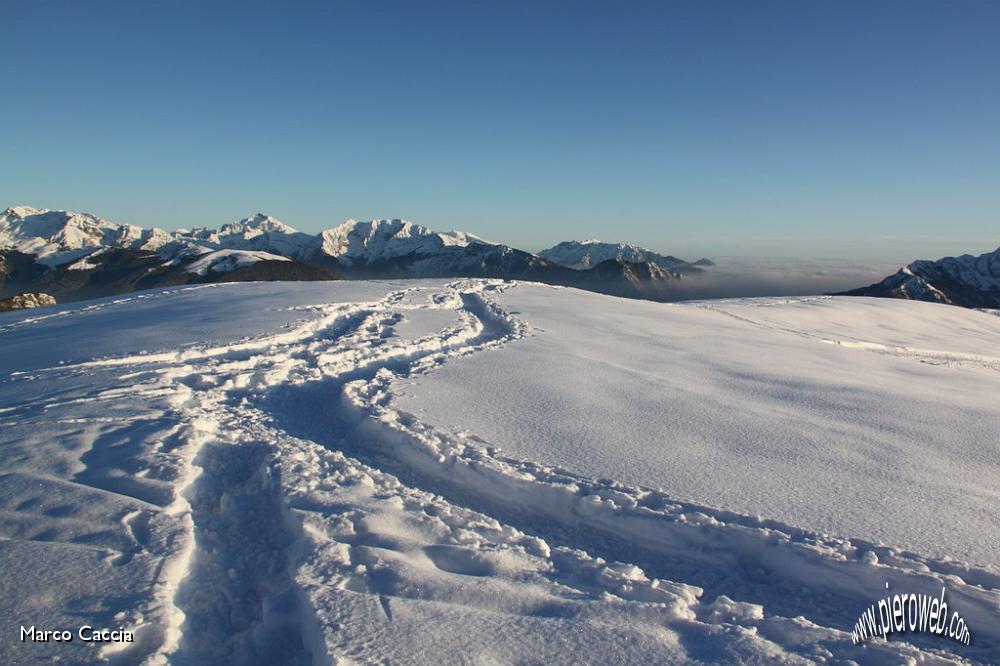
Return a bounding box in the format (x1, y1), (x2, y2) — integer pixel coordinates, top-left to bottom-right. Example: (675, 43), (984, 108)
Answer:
(2, 280), (997, 665)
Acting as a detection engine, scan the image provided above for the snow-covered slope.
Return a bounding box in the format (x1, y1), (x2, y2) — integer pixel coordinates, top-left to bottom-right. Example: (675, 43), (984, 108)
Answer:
(1, 280), (997, 664)
(0, 205), (174, 267)
(844, 246), (1000, 308)
(397, 290), (1000, 566)
(539, 239), (701, 272)
(183, 249), (292, 276)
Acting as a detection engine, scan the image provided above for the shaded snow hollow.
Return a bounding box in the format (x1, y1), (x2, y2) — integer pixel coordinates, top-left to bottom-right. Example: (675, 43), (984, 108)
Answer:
(0, 280), (997, 664)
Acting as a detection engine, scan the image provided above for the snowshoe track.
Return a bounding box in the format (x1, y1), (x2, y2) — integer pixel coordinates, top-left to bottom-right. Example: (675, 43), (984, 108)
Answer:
(16, 280), (999, 664)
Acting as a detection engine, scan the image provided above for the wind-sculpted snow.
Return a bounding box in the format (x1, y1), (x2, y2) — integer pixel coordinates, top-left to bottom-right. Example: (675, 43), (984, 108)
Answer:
(1, 281), (997, 663)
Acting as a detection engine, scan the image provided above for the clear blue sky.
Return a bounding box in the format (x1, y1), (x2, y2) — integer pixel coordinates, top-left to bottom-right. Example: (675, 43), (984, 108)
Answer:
(2, 1), (998, 259)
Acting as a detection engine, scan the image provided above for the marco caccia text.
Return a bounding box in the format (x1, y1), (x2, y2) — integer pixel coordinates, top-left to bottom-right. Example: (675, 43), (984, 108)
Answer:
(20, 625), (134, 643)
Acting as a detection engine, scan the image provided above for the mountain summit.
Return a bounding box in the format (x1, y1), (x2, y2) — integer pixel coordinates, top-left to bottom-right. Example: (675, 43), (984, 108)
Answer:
(0, 205), (173, 266)
(842, 247), (1000, 308)
(315, 219), (491, 268)
(538, 239), (704, 275)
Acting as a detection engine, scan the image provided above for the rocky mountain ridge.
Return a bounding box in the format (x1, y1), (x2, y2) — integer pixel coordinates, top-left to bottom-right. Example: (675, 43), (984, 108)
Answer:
(841, 247), (1000, 308)
(0, 206), (703, 303)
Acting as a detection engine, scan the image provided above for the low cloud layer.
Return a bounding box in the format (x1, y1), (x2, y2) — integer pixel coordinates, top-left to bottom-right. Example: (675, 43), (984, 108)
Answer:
(667, 256), (900, 301)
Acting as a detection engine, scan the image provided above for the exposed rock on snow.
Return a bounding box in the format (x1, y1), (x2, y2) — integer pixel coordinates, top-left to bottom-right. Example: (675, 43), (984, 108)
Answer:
(843, 246), (1000, 308)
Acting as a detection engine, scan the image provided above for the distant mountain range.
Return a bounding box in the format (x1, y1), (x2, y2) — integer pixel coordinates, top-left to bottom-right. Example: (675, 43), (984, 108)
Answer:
(0, 206), (709, 304)
(538, 240), (712, 273)
(841, 247), (1000, 309)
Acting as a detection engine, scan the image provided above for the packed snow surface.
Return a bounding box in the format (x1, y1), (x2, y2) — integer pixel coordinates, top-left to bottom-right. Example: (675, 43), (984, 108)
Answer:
(397, 289), (1000, 566)
(1, 280), (998, 665)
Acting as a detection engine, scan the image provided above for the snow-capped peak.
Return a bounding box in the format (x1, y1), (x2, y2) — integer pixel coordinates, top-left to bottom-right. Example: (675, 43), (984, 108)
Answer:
(220, 213), (298, 237)
(3, 205), (43, 219)
(0, 206), (321, 269)
(538, 239), (692, 271)
(317, 218), (490, 266)
(0, 206), (174, 267)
